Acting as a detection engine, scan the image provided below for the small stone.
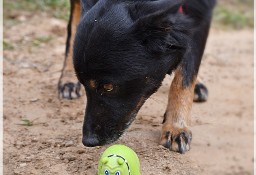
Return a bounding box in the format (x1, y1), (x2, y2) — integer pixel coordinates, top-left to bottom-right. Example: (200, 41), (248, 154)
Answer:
(20, 163), (27, 167)
(63, 153), (76, 161)
(22, 156), (33, 162)
(18, 16), (26, 22)
(30, 98), (39, 102)
(31, 138), (38, 143)
(65, 140), (74, 147)
(77, 149), (86, 154)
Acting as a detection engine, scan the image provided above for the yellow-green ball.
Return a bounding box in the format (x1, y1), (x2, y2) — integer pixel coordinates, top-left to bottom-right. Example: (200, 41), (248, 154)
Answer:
(98, 144), (141, 175)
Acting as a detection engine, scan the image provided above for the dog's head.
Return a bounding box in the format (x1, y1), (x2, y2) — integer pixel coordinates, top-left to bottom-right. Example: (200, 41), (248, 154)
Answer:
(74, 0), (194, 146)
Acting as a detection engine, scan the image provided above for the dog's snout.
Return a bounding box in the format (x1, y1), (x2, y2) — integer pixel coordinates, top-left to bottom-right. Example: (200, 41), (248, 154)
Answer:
(82, 135), (100, 147)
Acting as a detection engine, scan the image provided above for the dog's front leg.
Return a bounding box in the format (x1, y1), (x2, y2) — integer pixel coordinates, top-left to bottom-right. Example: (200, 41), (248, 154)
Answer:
(160, 67), (195, 154)
(159, 13), (213, 153)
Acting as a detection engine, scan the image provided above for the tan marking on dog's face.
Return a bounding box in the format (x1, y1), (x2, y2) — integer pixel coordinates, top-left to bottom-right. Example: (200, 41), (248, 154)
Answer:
(89, 80), (97, 89)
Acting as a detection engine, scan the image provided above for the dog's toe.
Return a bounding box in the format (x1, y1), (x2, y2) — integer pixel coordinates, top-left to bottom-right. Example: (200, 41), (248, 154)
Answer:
(160, 126), (192, 154)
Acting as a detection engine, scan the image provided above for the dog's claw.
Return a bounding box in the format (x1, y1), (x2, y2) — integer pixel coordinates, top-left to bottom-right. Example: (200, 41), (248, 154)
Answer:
(160, 127), (192, 154)
(175, 131), (192, 154)
(58, 81), (81, 100)
(164, 131), (172, 148)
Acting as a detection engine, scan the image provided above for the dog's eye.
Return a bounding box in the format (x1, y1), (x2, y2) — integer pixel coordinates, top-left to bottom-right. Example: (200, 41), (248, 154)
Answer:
(103, 83), (114, 92)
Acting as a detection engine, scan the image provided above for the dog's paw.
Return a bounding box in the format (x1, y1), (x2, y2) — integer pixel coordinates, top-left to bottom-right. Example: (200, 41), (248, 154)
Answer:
(193, 82), (208, 102)
(58, 81), (82, 100)
(160, 125), (192, 154)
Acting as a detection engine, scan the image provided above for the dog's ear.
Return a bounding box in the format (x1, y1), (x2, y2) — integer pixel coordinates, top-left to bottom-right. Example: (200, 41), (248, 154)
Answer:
(183, 0), (216, 23)
(130, 0), (192, 55)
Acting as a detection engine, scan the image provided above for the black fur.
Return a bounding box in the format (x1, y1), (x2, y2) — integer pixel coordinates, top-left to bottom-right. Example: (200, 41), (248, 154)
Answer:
(73, 0), (216, 146)
(194, 82), (208, 102)
(181, 3), (214, 87)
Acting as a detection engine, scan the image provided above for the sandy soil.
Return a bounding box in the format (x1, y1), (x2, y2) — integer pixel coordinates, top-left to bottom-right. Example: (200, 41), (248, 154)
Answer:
(3, 12), (253, 175)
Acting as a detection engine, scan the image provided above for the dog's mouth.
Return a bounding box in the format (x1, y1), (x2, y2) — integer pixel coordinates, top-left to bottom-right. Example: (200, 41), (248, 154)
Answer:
(82, 112), (139, 147)
(82, 128), (125, 147)
(82, 132), (122, 147)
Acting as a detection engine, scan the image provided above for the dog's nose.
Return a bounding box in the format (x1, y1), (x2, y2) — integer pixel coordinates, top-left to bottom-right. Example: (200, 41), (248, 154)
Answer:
(82, 135), (100, 147)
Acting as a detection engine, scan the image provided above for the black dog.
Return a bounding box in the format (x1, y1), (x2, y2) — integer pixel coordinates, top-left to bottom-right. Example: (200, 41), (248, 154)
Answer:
(58, 0), (216, 154)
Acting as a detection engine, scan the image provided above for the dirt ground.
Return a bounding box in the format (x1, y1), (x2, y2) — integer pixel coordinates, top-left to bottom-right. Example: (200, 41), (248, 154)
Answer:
(3, 11), (253, 175)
